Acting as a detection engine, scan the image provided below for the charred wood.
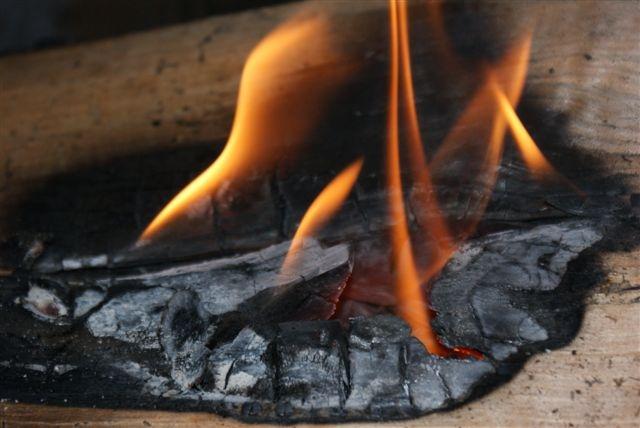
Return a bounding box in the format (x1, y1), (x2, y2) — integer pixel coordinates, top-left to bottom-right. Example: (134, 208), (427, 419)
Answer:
(0, 220), (603, 422)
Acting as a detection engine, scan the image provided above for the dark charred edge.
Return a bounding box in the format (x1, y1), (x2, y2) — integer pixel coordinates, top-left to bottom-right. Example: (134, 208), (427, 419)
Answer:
(0, 332), (497, 424)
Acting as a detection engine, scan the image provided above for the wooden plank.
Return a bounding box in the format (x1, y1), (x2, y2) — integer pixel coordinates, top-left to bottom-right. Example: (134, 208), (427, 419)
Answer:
(0, 0), (638, 426)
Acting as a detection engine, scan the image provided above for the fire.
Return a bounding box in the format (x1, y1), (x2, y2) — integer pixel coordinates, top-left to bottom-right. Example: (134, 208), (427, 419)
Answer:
(398, 0), (454, 276)
(492, 81), (579, 195)
(429, 33), (533, 240)
(494, 84), (555, 177)
(139, 16), (352, 244)
(386, 0), (450, 355)
(281, 158), (363, 275)
(136, 0), (579, 357)
(385, 1), (574, 354)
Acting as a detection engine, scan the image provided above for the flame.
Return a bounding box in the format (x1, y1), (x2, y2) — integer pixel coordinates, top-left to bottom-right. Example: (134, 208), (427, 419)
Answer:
(494, 84), (554, 177)
(492, 82), (580, 198)
(387, 0), (449, 355)
(281, 158), (363, 274)
(429, 33), (532, 240)
(386, 2), (559, 354)
(139, 16), (351, 243)
(398, 0), (455, 280)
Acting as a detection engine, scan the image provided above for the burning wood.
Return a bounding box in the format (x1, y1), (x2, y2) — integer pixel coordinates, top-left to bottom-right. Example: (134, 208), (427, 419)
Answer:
(0, 0), (634, 424)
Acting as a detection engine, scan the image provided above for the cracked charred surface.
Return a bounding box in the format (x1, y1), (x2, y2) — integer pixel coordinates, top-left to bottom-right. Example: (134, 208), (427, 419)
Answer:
(431, 221), (603, 361)
(0, 220), (604, 422)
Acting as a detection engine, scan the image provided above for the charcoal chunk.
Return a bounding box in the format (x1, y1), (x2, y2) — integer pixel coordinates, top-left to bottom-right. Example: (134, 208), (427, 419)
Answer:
(435, 357), (495, 401)
(207, 327), (272, 398)
(0, 218), (608, 422)
(405, 338), (494, 409)
(276, 320), (348, 417)
(73, 288), (105, 318)
(478, 224), (602, 292)
(431, 220), (602, 355)
(471, 287), (548, 343)
(345, 315), (413, 418)
(489, 343), (518, 361)
(160, 290), (214, 388)
(405, 339), (448, 412)
(87, 287), (174, 349)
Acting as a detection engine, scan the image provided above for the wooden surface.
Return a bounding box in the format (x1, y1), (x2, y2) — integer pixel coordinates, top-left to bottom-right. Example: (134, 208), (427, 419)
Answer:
(1, 0), (639, 426)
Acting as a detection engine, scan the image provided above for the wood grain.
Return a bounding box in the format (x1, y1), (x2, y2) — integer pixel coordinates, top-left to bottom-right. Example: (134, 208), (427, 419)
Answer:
(0, 0), (639, 426)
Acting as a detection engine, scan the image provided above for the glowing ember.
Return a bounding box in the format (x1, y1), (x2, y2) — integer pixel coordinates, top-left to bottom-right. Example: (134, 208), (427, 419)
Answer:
(281, 158), (363, 275)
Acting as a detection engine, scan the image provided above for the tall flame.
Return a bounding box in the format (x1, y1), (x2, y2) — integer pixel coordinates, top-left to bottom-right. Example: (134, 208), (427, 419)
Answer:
(387, 0), (449, 355)
(281, 158), (363, 275)
(398, 0), (454, 280)
(139, 16), (352, 243)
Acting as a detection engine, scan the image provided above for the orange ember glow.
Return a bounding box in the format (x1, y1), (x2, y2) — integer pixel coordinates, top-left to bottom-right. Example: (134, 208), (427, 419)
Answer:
(281, 158), (363, 275)
(387, 0), (449, 355)
(139, 17), (351, 244)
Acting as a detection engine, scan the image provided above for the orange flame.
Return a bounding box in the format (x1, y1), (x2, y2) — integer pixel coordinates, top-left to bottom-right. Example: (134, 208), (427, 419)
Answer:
(387, 0), (449, 355)
(135, 0), (578, 359)
(398, 0), (455, 280)
(387, 3), (563, 354)
(429, 32), (532, 240)
(494, 84), (554, 176)
(139, 16), (352, 244)
(492, 81), (580, 196)
(281, 158), (363, 275)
